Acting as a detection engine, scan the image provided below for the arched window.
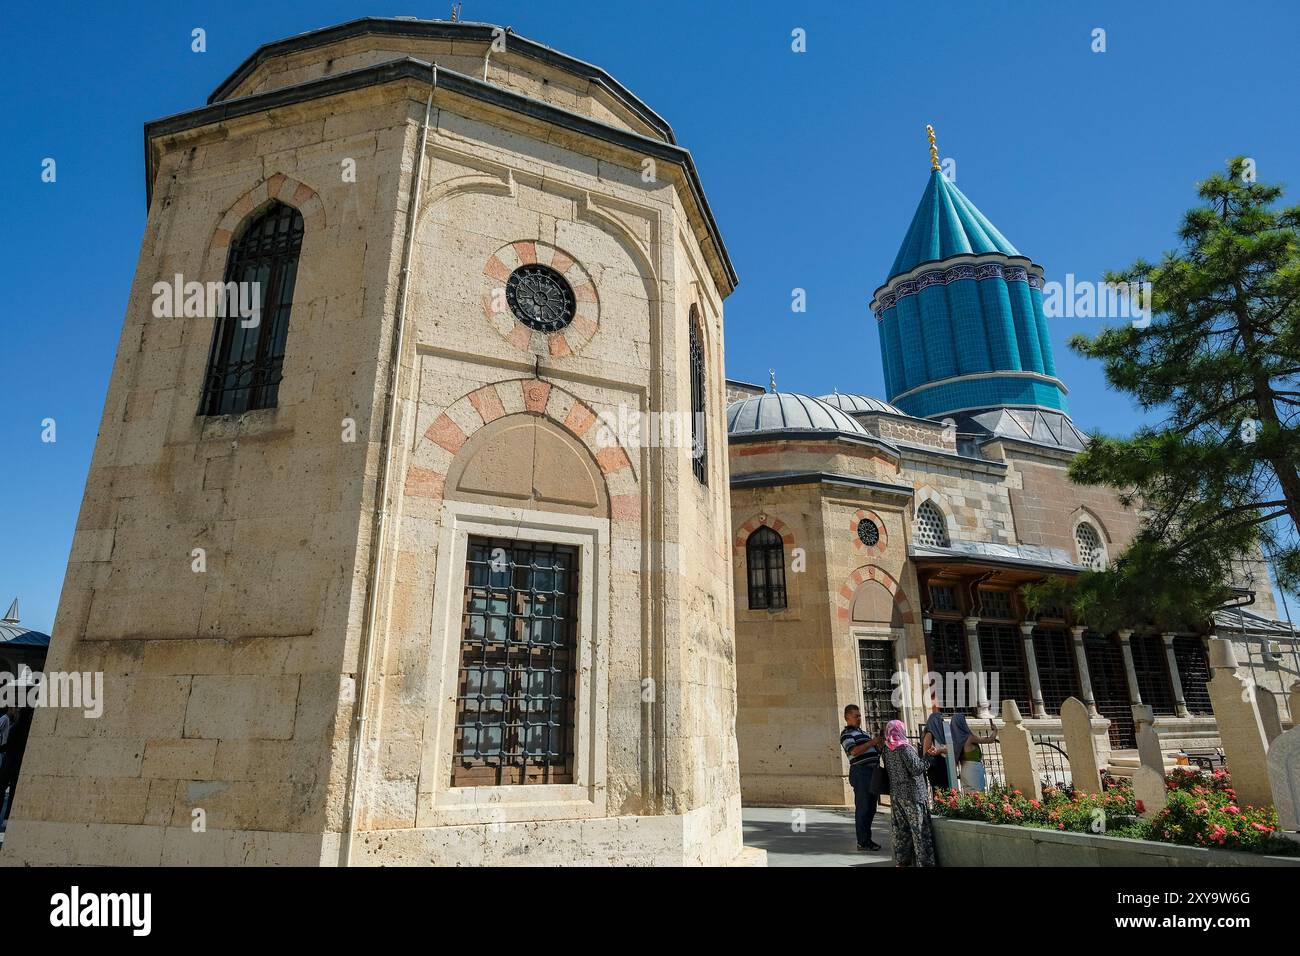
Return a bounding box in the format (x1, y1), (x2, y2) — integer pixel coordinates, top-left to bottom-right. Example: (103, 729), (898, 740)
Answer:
(689, 311), (708, 485)
(746, 526), (786, 610)
(914, 500), (949, 548)
(1075, 521), (1105, 569)
(200, 201), (305, 416)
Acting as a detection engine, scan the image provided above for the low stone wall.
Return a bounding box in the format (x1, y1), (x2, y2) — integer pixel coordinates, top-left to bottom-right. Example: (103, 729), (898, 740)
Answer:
(932, 817), (1300, 867)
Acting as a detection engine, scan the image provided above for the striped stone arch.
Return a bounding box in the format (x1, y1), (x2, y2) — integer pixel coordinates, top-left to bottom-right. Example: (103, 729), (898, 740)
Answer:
(848, 508), (888, 557)
(481, 240), (600, 358)
(404, 378), (639, 523)
(205, 173), (325, 275)
(834, 565), (914, 625)
(733, 514), (795, 554)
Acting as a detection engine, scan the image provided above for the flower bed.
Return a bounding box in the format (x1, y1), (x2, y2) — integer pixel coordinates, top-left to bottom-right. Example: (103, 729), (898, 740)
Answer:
(932, 768), (1298, 857)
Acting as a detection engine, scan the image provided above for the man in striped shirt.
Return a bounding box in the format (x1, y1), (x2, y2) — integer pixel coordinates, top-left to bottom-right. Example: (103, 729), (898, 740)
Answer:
(840, 704), (884, 851)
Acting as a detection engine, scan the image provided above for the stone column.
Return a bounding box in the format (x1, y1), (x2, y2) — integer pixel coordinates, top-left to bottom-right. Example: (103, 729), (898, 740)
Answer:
(1020, 622), (1047, 718)
(963, 616), (991, 718)
(1161, 632), (1191, 717)
(1117, 629), (1143, 706)
(1070, 626), (1098, 717)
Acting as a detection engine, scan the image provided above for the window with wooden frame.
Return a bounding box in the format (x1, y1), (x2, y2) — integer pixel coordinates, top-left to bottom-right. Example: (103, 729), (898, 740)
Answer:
(745, 525), (787, 610)
(1031, 626), (1081, 715)
(1173, 636), (1213, 715)
(452, 537), (578, 787)
(200, 201), (304, 416)
(689, 311), (708, 485)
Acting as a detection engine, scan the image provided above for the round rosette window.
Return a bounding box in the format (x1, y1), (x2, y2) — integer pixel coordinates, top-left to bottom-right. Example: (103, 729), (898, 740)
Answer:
(506, 263), (576, 333)
(857, 518), (880, 547)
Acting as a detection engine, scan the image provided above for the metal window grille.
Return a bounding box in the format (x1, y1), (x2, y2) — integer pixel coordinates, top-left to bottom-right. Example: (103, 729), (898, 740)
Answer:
(689, 318), (708, 485)
(857, 640), (899, 733)
(1075, 522), (1104, 569)
(1130, 634), (1177, 716)
(915, 501), (949, 547)
(745, 526), (786, 610)
(453, 537), (578, 787)
(978, 588), (1015, 620)
(1173, 636), (1213, 715)
(1084, 632), (1136, 748)
(977, 621), (1031, 716)
(200, 202), (304, 416)
(1032, 626), (1081, 715)
(926, 618), (974, 714)
(929, 584), (957, 612)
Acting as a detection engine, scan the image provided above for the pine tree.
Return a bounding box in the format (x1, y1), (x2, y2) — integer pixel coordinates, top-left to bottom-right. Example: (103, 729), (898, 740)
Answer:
(1027, 158), (1300, 632)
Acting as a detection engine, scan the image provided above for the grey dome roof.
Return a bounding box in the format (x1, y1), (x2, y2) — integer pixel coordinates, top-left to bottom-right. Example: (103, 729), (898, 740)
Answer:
(818, 391), (906, 416)
(727, 392), (869, 437)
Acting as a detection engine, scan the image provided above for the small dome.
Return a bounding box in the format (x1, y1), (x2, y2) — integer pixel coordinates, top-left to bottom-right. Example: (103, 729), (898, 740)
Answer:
(727, 392), (869, 437)
(818, 392), (906, 417)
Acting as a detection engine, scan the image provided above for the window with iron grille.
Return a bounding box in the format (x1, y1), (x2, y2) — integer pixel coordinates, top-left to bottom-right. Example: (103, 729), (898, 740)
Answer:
(978, 588), (1015, 620)
(689, 317), (708, 485)
(926, 618), (973, 713)
(977, 621), (1031, 715)
(929, 584), (957, 613)
(200, 202), (304, 416)
(1130, 634), (1177, 716)
(1032, 627), (1080, 715)
(1084, 632), (1135, 748)
(746, 526), (786, 610)
(453, 537), (578, 787)
(1075, 521), (1105, 569)
(914, 500), (949, 547)
(1173, 636), (1213, 715)
(858, 640), (899, 734)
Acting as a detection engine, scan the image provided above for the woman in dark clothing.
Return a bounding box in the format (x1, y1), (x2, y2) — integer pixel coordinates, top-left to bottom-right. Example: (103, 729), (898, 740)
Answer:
(881, 719), (936, 867)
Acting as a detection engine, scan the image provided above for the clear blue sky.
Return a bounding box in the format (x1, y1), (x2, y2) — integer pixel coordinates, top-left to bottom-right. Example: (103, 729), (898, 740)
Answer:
(4, 0), (1300, 632)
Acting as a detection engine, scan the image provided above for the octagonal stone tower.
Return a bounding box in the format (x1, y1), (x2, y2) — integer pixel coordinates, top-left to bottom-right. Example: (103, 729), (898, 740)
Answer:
(4, 18), (744, 866)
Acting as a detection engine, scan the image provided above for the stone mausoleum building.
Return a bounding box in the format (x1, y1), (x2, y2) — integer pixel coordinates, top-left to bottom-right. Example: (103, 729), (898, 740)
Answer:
(3, 18), (1298, 865)
(4, 17), (745, 866)
(728, 158), (1299, 807)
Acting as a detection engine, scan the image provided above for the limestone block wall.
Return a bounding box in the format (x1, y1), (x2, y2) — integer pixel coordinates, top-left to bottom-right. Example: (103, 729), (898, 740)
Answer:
(351, 100), (740, 864)
(3, 89), (415, 866)
(220, 34), (665, 142)
(731, 483), (844, 805)
(900, 450), (1016, 545)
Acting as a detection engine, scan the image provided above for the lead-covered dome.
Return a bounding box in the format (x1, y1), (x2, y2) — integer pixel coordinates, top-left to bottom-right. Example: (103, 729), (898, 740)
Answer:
(727, 392), (868, 437)
(818, 392), (906, 417)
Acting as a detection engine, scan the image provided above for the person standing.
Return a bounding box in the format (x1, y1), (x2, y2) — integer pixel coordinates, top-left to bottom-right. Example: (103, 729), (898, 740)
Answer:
(839, 704), (883, 851)
(921, 697), (950, 793)
(881, 719), (936, 867)
(950, 713), (998, 792)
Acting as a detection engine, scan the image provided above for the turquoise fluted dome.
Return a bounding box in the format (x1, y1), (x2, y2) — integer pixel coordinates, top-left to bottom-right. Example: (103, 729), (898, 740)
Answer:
(870, 169), (1068, 421)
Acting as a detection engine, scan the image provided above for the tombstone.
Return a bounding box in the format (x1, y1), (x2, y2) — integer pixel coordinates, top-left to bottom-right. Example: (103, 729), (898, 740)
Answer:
(1290, 681), (1300, 731)
(1257, 688), (1283, 744)
(999, 699), (1042, 800)
(1061, 696), (1106, 794)
(1131, 704), (1167, 818)
(1206, 638), (1273, 808)
(1267, 725), (1300, 841)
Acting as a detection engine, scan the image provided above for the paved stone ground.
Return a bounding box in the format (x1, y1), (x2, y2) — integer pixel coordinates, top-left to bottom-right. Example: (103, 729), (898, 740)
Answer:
(742, 806), (895, 867)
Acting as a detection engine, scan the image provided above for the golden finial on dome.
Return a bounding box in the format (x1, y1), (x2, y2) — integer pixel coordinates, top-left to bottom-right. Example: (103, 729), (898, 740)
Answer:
(926, 124), (940, 171)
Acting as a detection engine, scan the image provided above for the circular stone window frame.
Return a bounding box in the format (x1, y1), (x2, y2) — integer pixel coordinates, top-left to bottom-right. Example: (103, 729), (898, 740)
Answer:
(850, 508), (888, 557)
(482, 240), (599, 357)
(856, 517), (880, 548)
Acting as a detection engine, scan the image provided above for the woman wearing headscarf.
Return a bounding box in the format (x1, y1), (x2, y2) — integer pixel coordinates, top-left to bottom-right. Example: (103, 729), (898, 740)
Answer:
(881, 719), (935, 867)
(949, 713), (998, 792)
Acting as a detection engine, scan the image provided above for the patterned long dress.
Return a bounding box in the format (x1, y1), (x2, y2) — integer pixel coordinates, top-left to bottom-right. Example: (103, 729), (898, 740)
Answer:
(883, 743), (936, 867)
